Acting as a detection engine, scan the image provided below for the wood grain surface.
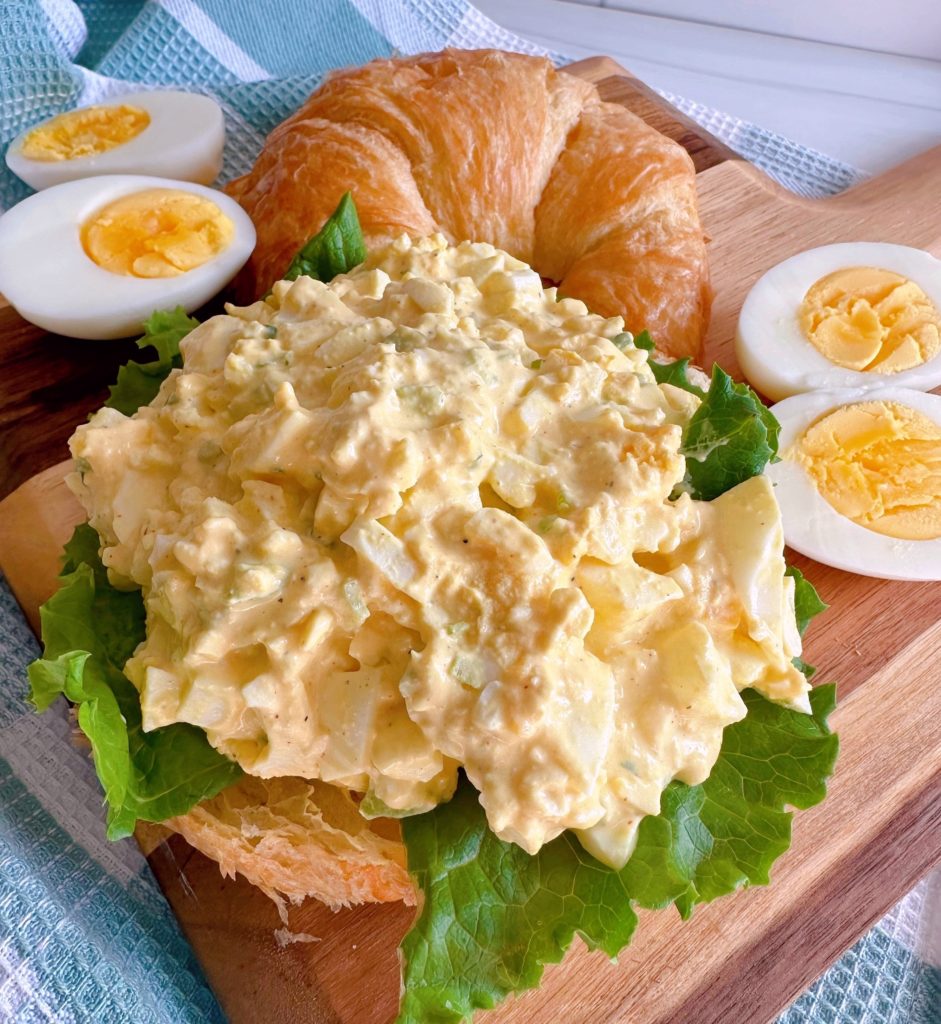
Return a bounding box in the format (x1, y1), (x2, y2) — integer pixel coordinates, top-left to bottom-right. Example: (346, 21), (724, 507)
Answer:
(1, 56), (940, 1024)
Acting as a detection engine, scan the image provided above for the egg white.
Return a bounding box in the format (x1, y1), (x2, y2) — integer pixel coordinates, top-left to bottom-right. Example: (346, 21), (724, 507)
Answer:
(736, 243), (941, 401)
(0, 175), (256, 339)
(767, 386), (941, 581)
(5, 91), (225, 190)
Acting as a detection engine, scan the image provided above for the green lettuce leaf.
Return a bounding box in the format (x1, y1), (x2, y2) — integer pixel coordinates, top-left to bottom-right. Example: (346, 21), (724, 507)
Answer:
(631, 330), (654, 352)
(616, 332), (778, 496)
(791, 657), (817, 681)
(283, 191), (367, 283)
(649, 356), (706, 397)
(398, 685), (837, 1024)
(786, 566), (829, 637)
(27, 524), (242, 839)
(785, 566), (828, 681)
(626, 329), (706, 398)
(105, 307), (199, 415)
(671, 684), (836, 918)
(397, 333), (830, 1022)
(680, 366), (781, 501)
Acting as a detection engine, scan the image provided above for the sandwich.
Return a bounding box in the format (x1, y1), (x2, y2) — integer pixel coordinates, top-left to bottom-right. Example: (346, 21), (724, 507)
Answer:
(26, 50), (838, 1024)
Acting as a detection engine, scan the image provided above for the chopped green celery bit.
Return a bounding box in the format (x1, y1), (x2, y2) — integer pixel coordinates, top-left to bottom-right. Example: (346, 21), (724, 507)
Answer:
(360, 792), (425, 820)
(449, 655), (486, 689)
(397, 384), (446, 416)
(342, 578), (369, 624)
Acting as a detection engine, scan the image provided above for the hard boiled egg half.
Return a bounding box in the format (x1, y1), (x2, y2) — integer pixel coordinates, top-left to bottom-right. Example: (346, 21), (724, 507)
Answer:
(767, 386), (941, 580)
(737, 243), (941, 400)
(5, 91), (225, 190)
(0, 175), (255, 338)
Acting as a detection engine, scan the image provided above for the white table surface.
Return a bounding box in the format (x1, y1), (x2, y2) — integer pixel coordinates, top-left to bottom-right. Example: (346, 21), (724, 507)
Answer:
(476, 0), (941, 176)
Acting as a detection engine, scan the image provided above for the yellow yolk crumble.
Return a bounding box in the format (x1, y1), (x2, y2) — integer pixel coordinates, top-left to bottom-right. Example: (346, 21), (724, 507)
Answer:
(796, 400), (941, 540)
(81, 188), (235, 278)
(21, 105), (150, 162)
(799, 266), (941, 374)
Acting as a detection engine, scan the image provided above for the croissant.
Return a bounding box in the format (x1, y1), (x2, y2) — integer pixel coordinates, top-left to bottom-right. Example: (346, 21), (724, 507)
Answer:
(166, 776), (414, 909)
(226, 49), (710, 359)
(166, 49), (712, 911)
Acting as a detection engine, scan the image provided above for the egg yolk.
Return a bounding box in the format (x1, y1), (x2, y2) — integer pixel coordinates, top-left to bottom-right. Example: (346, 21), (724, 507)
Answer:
(81, 188), (235, 278)
(799, 266), (941, 374)
(795, 400), (941, 540)
(20, 105), (150, 163)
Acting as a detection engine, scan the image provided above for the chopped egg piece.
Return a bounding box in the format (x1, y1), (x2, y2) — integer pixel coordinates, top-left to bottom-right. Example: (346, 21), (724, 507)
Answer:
(795, 400), (941, 541)
(768, 386), (941, 580)
(736, 243), (941, 401)
(800, 267), (941, 374)
(82, 188), (235, 278)
(68, 235), (808, 865)
(20, 104), (151, 162)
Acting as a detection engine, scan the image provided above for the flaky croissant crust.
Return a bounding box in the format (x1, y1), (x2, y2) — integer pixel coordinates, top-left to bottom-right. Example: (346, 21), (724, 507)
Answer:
(167, 776), (415, 909)
(226, 48), (710, 359)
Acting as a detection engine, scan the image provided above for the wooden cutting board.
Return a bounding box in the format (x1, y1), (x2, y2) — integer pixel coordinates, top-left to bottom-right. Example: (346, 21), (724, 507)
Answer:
(1, 57), (940, 1024)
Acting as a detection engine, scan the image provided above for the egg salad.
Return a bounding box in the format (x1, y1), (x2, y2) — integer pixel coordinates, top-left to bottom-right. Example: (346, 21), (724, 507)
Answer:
(68, 235), (809, 868)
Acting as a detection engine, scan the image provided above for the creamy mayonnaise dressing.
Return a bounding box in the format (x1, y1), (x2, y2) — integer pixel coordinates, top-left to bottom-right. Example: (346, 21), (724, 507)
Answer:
(70, 235), (809, 867)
